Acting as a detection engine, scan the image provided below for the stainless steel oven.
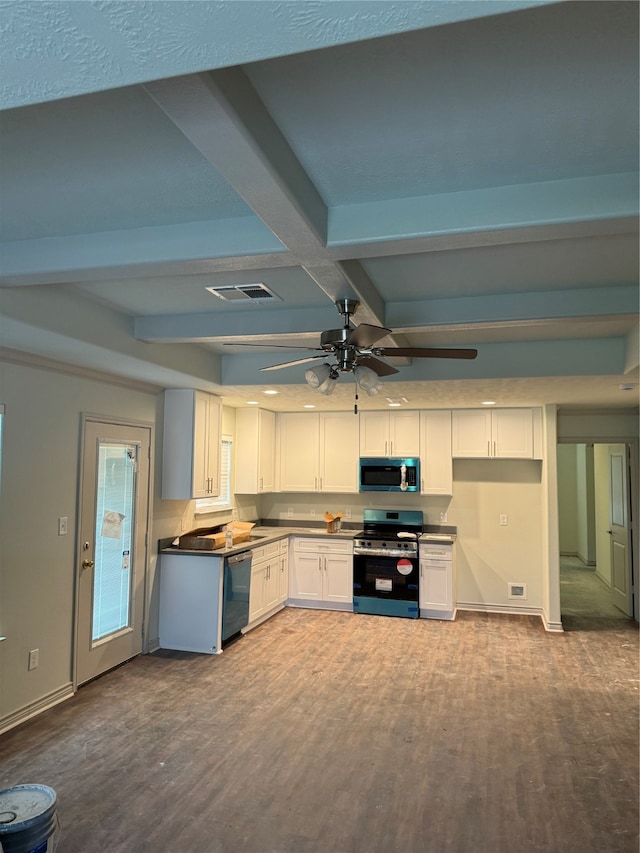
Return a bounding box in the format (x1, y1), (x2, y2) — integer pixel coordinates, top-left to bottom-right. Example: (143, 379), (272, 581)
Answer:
(352, 509), (423, 618)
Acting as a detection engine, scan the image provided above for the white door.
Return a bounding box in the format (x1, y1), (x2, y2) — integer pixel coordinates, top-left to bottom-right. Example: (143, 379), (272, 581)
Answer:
(609, 446), (633, 616)
(76, 419), (150, 685)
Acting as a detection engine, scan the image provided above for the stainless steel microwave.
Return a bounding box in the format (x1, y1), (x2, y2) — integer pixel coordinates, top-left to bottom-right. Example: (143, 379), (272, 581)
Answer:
(359, 458), (420, 492)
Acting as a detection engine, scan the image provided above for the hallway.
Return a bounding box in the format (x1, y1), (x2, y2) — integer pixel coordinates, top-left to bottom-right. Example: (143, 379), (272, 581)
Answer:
(560, 554), (632, 630)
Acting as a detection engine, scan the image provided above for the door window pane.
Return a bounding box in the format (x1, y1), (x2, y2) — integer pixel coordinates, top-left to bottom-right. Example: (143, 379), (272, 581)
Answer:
(93, 443), (136, 641)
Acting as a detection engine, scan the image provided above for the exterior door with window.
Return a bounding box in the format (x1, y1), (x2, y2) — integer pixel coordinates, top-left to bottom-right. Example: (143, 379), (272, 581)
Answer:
(76, 419), (150, 685)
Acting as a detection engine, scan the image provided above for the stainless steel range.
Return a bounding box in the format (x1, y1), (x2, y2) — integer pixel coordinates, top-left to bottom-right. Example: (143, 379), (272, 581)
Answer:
(353, 509), (423, 618)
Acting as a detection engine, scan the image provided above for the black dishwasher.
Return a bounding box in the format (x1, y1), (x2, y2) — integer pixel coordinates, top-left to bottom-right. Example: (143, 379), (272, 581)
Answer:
(222, 550), (252, 647)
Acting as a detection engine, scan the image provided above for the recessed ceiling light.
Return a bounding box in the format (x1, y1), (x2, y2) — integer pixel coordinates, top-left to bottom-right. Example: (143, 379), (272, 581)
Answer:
(263, 389), (278, 395)
(386, 396), (408, 405)
(619, 383), (638, 391)
(388, 402), (402, 408)
(246, 401), (259, 405)
(482, 400), (497, 406)
(303, 404), (316, 409)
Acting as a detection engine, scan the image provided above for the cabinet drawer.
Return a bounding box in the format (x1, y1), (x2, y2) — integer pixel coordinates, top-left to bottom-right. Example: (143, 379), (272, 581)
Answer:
(293, 537), (353, 555)
(419, 544), (453, 561)
(252, 540), (281, 564)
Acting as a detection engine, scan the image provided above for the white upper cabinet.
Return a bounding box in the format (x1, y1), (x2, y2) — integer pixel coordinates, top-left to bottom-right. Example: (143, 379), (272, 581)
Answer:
(234, 408), (276, 494)
(319, 412), (359, 492)
(162, 389), (222, 499)
(420, 410), (453, 495)
(278, 413), (319, 492)
(359, 410), (420, 457)
(277, 412), (359, 492)
(452, 408), (539, 459)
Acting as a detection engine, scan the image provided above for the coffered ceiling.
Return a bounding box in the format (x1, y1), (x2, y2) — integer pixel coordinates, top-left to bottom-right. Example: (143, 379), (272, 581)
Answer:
(0, 1), (638, 413)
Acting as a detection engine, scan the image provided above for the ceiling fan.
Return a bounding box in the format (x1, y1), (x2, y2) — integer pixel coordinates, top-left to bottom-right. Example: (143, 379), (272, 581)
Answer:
(227, 298), (477, 396)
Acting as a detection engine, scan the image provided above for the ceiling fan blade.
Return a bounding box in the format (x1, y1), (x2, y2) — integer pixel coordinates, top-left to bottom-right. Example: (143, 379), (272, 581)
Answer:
(223, 343), (322, 351)
(376, 346), (478, 360)
(357, 355), (399, 377)
(347, 323), (392, 348)
(260, 355), (327, 371)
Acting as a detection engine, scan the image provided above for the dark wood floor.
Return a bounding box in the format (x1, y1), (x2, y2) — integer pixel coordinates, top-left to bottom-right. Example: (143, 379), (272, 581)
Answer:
(1, 604), (638, 853)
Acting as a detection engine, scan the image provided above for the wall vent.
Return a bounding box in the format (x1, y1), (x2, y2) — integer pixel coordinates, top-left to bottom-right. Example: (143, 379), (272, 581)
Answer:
(508, 583), (527, 600)
(205, 283), (280, 303)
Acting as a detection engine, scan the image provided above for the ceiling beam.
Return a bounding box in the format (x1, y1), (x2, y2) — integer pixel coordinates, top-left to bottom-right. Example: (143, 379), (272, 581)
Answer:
(143, 67), (388, 325)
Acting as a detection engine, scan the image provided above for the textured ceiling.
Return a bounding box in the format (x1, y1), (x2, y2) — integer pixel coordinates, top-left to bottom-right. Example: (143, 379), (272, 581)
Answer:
(0, 1), (638, 414)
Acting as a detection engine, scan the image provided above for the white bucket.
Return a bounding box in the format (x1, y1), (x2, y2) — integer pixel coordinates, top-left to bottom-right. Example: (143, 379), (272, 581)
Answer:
(0, 785), (58, 853)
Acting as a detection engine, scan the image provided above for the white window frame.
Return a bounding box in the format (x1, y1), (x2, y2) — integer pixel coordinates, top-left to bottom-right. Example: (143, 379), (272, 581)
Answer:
(195, 435), (233, 515)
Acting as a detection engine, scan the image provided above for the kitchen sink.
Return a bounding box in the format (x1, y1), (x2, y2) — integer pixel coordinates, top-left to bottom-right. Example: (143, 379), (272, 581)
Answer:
(249, 534), (267, 540)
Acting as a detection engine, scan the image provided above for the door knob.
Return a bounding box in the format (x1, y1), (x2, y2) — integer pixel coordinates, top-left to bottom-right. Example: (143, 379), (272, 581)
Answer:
(82, 559), (94, 570)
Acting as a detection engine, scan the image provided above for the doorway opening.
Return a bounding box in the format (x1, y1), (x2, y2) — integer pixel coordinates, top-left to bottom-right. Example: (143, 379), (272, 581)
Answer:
(557, 442), (636, 630)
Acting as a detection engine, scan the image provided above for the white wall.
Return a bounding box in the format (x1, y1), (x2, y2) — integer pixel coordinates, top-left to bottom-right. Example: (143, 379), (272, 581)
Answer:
(557, 444), (578, 554)
(0, 359), (183, 730)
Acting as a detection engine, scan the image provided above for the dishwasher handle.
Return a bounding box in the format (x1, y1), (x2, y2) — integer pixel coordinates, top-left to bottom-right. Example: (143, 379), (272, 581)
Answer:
(226, 550), (252, 566)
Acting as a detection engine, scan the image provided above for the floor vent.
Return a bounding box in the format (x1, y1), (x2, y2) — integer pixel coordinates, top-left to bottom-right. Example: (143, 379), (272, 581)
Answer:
(205, 283), (281, 303)
(508, 583), (528, 600)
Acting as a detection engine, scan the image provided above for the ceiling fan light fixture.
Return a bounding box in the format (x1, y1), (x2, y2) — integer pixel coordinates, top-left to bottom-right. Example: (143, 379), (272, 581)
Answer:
(305, 363), (332, 388)
(317, 375), (338, 396)
(355, 365), (382, 396)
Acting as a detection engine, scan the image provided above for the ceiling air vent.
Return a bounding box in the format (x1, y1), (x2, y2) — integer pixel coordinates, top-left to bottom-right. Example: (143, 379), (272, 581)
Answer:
(205, 283), (281, 303)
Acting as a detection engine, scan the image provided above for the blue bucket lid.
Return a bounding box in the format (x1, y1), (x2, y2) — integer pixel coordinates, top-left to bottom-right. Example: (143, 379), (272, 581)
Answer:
(0, 785), (57, 833)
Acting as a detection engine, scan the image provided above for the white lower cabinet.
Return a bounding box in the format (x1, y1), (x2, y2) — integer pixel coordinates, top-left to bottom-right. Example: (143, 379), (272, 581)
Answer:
(248, 540), (287, 627)
(419, 540), (456, 620)
(290, 537), (353, 610)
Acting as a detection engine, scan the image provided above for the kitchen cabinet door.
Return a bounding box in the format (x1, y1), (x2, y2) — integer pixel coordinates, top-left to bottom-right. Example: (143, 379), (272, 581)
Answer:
(389, 410), (420, 456)
(162, 389), (222, 499)
(277, 540), (290, 604)
(319, 412), (359, 492)
(451, 409), (492, 458)
(323, 552), (353, 604)
(492, 408), (534, 458)
(420, 410), (452, 495)
(289, 551), (323, 601)
(235, 408), (276, 493)
(277, 413), (319, 491)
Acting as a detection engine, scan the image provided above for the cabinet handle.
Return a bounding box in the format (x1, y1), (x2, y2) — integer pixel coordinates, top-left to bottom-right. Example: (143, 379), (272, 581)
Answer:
(320, 477), (323, 490)
(487, 441), (490, 457)
(385, 440), (388, 455)
(390, 441), (393, 455)
(260, 477), (263, 491)
(493, 441), (496, 456)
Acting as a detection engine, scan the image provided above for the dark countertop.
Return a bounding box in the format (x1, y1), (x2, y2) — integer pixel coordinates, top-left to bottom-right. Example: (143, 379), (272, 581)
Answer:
(159, 525), (357, 557)
(159, 522), (457, 557)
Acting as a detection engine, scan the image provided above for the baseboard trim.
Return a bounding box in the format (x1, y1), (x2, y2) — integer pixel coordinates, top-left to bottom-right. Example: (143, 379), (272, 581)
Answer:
(146, 637), (160, 654)
(541, 611), (564, 633)
(457, 602), (549, 626)
(0, 682), (75, 735)
(287, 599), (353, 612)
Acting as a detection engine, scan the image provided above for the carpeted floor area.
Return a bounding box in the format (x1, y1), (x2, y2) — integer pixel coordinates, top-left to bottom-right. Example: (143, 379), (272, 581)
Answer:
(1, 601), (638, 853)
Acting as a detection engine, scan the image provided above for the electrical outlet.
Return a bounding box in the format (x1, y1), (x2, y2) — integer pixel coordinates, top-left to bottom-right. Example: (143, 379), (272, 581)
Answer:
(58, 516), (68, 536)
(287, 507), (294, 518)
(500, 514), (508, 526)
(310, 508), (316, 518)
(440, 512), (448, 523)
(28, 649), (39, 671)
(345, 508), (352, 520)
